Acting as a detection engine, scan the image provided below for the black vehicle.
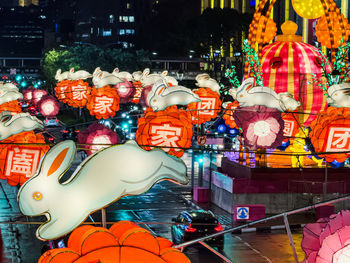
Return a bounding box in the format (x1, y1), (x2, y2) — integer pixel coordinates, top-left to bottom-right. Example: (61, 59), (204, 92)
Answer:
(171, 210), (224, 251)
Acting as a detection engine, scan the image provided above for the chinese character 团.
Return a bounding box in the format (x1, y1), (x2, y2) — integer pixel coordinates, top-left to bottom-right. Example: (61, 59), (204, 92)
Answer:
(283, 120), (294, 137)
(71, 85), (88, 101)
(59, 86), (68, 99)
(94, 96), (114, 114)
(325, 127), (350, 152)
(198, 97), (216, 116)
(150, 124), (182, 151)
(5, 147), (40, 178)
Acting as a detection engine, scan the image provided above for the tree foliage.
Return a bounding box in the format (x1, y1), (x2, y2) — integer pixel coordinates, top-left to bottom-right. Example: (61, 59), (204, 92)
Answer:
(42, 45), (151, 85)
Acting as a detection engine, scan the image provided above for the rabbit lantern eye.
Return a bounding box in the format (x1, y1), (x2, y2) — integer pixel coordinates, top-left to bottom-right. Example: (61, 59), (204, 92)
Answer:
(33, 192), (43, 201)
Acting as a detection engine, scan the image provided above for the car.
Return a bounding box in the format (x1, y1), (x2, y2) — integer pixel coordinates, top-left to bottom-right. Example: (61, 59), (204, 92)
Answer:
(44, 117), (59, 127)
(171, 210), (224, 251)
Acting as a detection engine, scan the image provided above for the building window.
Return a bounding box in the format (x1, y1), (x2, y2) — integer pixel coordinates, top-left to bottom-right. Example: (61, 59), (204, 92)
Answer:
(109, 14), (114, 23)
(126, 2), (131, 9)
(90, 27), (93, 34)
(119, 29), (125, 35)
(129, 16), (135, 22)
(125, 29), (135, 35)
(102, 29), (112, 36)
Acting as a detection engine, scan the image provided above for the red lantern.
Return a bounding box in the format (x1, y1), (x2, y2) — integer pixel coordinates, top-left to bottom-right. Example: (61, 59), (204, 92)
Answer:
(140, 84), (153, 108)
(86, 86), (120, 119)
(0, 131), (50, 186)
(136, 106), (192, 157)
(187, 87), (222, 125)
(309, 107), (350, 163)
(78, 123), (121, 156)
(132, 81), (143, 104)
(37, 95), (60, 117)
(23, 87), (36, 103)
(222, 101), (239, 128)
(282, 112), (300, 138)
(66, 80), (91, 108)
(55, 80), (72, 104)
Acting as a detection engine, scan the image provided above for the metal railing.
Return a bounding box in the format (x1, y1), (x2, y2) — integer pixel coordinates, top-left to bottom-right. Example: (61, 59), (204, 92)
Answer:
(173, 195), (350, 263)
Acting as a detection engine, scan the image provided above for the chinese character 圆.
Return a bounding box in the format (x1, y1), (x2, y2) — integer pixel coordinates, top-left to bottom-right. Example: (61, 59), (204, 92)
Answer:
(5, 147), (41, 178)
(283, 120), (295, 137)
(325, 127), (350, 152)
(150, 123), (182, 151)
(71, 85), (88, 101)
(198, 97), (216, 116)
(94, 96), (114, 114)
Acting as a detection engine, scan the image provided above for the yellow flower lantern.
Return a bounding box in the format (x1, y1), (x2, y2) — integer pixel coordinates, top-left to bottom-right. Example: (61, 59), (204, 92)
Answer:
(291, 0), (325, 19)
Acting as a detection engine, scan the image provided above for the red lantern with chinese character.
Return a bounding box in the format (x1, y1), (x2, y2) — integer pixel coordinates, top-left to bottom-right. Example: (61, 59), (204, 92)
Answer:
(132, 81), (143, 104)
(222, 101), (239, 128)
(0, 131), (50, 186)
(66, 80), (91, 108)
(187, 87), (222, 125)
(55, 80), (72, 104)
(136, 106), (192, 157)
(282, 112), (300, 138)
(310, 107), (350, 163)
(86, 85), (120, 119)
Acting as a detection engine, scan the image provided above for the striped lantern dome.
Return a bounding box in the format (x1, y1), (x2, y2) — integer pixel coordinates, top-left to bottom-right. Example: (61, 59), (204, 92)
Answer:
(261, 21), (332, 126)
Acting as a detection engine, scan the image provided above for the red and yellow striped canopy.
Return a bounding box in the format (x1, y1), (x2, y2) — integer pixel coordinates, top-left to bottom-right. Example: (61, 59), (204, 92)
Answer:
(261, 41), (331, 126)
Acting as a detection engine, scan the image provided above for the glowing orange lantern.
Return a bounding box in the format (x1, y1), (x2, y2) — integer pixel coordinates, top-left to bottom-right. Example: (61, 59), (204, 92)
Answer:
(222, 101), (239, 128)
(187, 87), (222, 125)
(66, 80), (91, 108)
(291, 0), (325, 19)
(282, 112), (299, 138)
(250, 15), (277, 44)
(55, 80), (72, 104)
(38, 221), (190, 263)
(315, 12), (350, 49)
(0, 131), (49, 186)
(86, 86), (120, 119)
(309, 107), (350, 163)
(0, 101), (21, 114)
(136, 106), (192, 157)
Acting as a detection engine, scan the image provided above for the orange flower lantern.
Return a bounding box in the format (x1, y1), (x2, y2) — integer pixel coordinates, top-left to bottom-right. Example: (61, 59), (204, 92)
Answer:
(66, 80), (91, 108)
(187, 87), (222, 125)
(0, 101), (21, 114)
(222, 101), (239, 128)
(55, 80), (72, 104)
(0, 131), (49, 186)
(136, 106), (192, 157)
(282, 112), (299, 138)
(86, 85), (120, 119)
(38, 221), (190, 263)
(309, 107), (350, 163)
(249, 15), (277, 44)
(132, 81), (143, 104)
(315, 12), (350, 49)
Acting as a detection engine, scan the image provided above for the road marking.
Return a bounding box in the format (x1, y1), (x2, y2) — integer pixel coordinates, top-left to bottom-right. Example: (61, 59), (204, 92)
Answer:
(233, 236), (273, 263)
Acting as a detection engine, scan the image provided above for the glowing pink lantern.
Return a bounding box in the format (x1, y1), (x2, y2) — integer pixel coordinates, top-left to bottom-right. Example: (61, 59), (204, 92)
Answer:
(37, 95), (60, 117)
(32, 89), (48, 105)
(140, 84), (153, 108)
(23, 87), (36, 102)
(113, 80), (135, 103)
(77, 122), (120, 156)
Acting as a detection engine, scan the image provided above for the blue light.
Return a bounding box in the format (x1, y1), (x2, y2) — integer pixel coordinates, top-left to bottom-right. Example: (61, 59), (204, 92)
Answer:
(198, 158), (203, 163)
(229, 128), (238, 135)
(330, 160), (344, 168)
(217, 124), (226, 133)
(15, 75), (22, 82)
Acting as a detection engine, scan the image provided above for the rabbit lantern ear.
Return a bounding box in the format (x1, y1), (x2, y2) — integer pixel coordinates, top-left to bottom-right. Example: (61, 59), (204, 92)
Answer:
(161, 70), (168, 76)
(143, 68), (150, 77)
(113, 68), (119, 73)
(56, 69), (61, 74)
(40, 140), (76, 180)
(242, 78), (255, 91)
(69, 68), (75, 73)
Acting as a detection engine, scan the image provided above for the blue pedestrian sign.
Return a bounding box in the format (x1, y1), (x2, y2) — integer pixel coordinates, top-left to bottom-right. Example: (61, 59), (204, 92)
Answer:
(237, 207), (249, 220)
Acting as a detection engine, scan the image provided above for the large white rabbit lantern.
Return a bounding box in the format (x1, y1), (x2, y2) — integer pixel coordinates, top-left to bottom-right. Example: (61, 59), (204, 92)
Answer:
(18, 140), (188, 240)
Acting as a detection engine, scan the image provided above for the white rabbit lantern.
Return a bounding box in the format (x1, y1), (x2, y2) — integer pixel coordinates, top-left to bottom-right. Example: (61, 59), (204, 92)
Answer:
(17, 140), (188, 240)
(0, 82), (23, 105)
(147, 79), (201, 112)
(230, 78), (300, 112)
(0, 111), (44, 141)
(327, 83), (350, 108)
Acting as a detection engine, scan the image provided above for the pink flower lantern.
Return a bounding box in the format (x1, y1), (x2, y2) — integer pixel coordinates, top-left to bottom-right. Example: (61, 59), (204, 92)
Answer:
(234, 105), (284, 150)
(113, 80), (135, 104)
(77, 122), (120, 156)
(23, 87), (36, 102)
(32, 89), (48, 105)
(37, 95), (60, 117)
